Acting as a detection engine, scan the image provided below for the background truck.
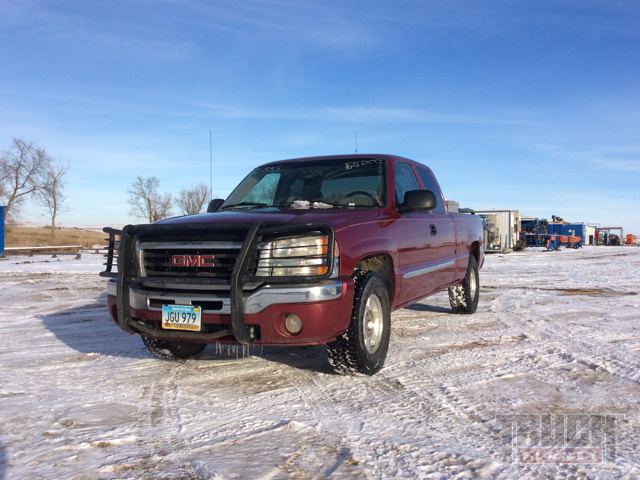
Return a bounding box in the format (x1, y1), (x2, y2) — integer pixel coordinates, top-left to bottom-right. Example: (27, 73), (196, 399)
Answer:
(102, 154), (484, 375)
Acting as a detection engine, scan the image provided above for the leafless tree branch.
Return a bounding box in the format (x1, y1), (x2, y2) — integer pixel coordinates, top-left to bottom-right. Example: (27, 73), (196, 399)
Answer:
(176, 183), (210, 215)
(37, 162), (68, 234)
(127, 176), (173, 223)
(0, 138), (53, 222)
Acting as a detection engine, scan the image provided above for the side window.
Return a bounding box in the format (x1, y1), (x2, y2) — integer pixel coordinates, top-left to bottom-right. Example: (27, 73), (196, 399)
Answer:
(415, 165), (444, 213)
(394, 162), (419, 207)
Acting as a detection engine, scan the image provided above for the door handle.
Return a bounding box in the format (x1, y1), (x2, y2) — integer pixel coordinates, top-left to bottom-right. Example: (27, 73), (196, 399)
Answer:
(429, 224), (437, 236)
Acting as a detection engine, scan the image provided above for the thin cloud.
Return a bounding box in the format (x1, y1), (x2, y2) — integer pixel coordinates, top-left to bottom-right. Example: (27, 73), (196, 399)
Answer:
(190, 104), (526, 126)
(531, 143), (640, 173)
(591, 158), (640, 173)
(321, 107), (524, 125)
(0, 1), (197, 60)
(154, 0), (377, 50)
(2, 87), (525, 126)
(350, 0), (640, 38)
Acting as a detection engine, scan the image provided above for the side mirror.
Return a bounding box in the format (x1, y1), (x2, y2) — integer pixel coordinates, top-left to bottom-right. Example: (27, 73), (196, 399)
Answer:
(207, 198), (225, 213)
(401, 190), (437, 212)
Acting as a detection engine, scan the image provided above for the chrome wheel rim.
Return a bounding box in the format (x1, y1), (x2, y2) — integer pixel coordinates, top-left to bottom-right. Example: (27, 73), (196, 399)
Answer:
(469, 269), (477, 299)
(363, 294), (384, 354)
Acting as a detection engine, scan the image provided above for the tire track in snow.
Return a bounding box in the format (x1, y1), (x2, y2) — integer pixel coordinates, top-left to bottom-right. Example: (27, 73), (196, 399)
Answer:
(121, 361), (202, 479)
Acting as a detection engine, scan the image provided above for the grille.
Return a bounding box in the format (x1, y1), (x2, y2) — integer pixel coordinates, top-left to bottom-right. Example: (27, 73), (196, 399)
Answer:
(139, 241), (242, 280)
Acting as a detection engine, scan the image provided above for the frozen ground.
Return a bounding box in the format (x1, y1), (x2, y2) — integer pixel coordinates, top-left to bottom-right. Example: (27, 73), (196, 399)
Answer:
(0, 247), (639, 479)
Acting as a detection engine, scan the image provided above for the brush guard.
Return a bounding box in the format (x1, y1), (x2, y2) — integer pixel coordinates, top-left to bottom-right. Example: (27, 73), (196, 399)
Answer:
(100, 222), (336, 344)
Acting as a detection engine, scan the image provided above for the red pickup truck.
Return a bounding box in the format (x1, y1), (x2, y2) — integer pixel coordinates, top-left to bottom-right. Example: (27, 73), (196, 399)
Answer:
(102, 154), (483, 375)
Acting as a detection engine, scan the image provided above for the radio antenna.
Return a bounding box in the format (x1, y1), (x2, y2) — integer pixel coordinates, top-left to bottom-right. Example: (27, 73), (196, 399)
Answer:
(209, 130), (213, 200)
(354, 131), (358, 153)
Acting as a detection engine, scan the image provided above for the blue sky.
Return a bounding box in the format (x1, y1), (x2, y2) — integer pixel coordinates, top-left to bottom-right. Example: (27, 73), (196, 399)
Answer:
(1, 0), (638, 232)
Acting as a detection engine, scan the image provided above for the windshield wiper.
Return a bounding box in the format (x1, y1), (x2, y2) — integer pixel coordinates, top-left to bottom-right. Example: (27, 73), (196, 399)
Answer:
(221, 202), (269, 210)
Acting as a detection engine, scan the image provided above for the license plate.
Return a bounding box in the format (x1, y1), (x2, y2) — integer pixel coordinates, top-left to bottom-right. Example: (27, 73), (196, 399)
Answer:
(161, 304), (202, 331)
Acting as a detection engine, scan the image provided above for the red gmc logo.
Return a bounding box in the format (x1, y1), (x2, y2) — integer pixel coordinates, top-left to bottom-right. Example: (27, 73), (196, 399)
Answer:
(170, 254), (216, 267)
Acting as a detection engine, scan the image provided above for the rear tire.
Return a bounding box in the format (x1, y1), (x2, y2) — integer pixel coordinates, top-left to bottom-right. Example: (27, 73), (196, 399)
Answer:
(326, 272), (391, 375)
(141, 335), (206, 359)
(448, 254), (479, 314)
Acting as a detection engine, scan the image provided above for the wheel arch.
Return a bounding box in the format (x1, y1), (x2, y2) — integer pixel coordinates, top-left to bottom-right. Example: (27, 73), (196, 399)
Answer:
(470, 240), (481, 264)
(355, 252), (395, 302)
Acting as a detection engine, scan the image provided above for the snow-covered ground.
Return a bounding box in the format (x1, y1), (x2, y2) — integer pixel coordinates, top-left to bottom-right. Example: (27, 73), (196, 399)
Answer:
(0, 247), (639, 479)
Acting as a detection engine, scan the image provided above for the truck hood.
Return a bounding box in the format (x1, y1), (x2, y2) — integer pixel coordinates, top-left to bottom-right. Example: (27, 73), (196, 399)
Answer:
(157, 207), (382, 232)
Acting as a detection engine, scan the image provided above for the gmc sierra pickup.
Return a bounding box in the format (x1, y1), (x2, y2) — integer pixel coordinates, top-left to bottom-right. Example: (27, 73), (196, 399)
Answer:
(102, 154), (484, 375)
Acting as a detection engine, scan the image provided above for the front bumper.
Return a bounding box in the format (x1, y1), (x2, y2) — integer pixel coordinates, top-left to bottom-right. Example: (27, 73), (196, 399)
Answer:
(106, 277), (354, 345)
(108, 278), (344, 315)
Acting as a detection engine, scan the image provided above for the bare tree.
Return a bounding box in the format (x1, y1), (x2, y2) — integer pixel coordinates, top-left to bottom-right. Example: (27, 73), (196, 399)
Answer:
(0, 138), (52, 222)
(176, 183), (210, 215)
(128, 176), (172, 223)
(38, 162), (68, 234)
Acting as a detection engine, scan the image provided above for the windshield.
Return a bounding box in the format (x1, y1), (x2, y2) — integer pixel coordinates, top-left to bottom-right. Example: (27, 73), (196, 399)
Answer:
(222, 158), (386, 210)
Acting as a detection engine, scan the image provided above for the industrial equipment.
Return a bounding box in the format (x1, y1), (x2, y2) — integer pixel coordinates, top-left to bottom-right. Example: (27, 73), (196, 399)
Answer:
(520, 217), (548, 247)
(544, 234), (582, 251)
(597, 227), (624, 246)
(520, 216), (584, 249)
(475, 210), (521, 253)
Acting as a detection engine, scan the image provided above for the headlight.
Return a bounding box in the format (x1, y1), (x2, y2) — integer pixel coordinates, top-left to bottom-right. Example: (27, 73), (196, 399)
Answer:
(256, 234), (334, 277)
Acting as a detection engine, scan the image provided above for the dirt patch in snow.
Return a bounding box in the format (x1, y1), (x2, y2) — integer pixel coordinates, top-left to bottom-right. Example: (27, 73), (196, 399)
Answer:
(483, 285), (636, 296)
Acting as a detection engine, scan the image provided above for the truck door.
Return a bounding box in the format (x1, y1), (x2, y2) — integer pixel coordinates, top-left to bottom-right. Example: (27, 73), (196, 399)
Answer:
(394, 162), (456, 305)
(414, 164), (456, 292)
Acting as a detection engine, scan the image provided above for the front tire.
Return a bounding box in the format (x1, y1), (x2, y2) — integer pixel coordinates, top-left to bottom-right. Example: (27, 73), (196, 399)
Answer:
(327, 272), (391, 375)
(141, 335), (206, 359)
(448, 254), (480, 314)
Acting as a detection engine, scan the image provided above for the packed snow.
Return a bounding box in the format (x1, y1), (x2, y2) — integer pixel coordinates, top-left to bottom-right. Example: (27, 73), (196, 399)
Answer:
(0, 247), (639, 479)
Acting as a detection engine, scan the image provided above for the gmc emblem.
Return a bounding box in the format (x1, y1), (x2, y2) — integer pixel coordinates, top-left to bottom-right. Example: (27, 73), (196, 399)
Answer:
(170, 254), (216, 268)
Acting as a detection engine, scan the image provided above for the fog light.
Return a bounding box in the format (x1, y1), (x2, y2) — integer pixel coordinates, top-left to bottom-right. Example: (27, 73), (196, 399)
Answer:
(284, 313), (303, 335)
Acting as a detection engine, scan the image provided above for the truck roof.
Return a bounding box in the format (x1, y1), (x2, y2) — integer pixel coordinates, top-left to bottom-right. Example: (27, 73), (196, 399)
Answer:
(261, 153), (418, 166)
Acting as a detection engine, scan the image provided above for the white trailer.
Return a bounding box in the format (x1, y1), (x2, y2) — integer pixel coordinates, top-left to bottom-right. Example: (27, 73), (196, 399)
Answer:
(584, 225), (597, 245)
(445, 200), (459, 213)
(474, 209), (521, 253)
